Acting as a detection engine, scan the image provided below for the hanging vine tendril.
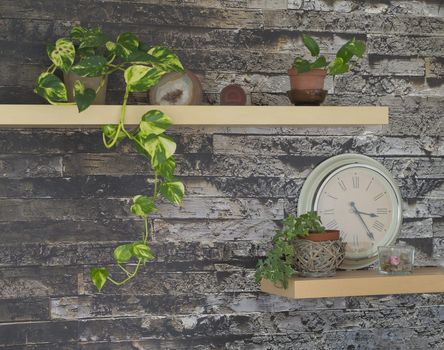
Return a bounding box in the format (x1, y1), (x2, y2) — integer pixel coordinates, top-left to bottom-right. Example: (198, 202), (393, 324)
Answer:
(34, 26), (185, 291)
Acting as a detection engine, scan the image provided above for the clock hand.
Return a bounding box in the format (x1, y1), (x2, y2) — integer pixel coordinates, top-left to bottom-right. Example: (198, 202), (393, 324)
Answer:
(354, 210), (378, 218)
(350, 201), (375, 241)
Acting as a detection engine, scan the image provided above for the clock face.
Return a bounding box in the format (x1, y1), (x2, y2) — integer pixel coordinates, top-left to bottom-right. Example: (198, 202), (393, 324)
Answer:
(314, 164), (399, 260)
(298, 154), (403, 269)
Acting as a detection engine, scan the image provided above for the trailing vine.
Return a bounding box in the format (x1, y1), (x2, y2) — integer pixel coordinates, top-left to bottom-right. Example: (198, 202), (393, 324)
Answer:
(255, 211), (325, 288)
(34, 26), (185, 291)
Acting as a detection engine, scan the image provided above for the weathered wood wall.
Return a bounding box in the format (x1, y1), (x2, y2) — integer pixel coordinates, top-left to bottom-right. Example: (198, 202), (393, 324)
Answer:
(0, 0), (443, 348)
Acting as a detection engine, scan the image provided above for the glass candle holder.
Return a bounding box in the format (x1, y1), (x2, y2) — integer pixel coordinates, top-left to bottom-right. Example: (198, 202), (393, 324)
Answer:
(378, 244), (415, 275)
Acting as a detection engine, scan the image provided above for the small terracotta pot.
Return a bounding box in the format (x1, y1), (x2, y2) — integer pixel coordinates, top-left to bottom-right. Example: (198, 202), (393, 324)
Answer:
(64, 72), (108, 104)
(288, 68), (326, 90)
(301, 230), (340, 242)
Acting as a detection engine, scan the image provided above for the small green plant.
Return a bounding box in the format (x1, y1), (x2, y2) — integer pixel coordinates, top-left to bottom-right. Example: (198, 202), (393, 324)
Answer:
(292, 34), (366, 75)
(255, 211), (325, 288)
(34, 26), (185, 291)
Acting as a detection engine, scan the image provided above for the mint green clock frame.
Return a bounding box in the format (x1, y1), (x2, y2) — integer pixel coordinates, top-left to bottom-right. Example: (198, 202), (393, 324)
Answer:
(297, 153), (403, 270)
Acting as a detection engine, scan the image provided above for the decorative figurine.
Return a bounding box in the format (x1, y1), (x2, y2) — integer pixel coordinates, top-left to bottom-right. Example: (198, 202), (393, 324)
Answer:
(149, 70), (203, 105)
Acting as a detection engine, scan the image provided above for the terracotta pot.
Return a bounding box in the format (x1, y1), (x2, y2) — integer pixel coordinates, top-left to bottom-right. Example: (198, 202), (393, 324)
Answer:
(288, 68), (326, 90)
(301, 230), (340, 242)
(64, 72), (108, 104)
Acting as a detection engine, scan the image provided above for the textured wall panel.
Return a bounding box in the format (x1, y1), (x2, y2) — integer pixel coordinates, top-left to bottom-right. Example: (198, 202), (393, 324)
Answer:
(0, 0), (443, 348)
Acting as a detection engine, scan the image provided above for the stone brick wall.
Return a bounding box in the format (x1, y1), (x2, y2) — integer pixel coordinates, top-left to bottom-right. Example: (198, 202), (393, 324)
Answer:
(0, 0), (443, 348)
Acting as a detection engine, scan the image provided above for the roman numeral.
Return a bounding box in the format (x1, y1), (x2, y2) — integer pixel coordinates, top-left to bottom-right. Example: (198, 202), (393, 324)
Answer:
(376, 208), (388, 215)
(326, 193), (338, 200)
(373, 192), (385, 201)
(366, 178), (374, 191)
(372, 221), (384, 232)
(352, 176), (359, 189)
(326, 219), (338, 229)
(321, 209), (335, 215)
(338, 178), (347, 191)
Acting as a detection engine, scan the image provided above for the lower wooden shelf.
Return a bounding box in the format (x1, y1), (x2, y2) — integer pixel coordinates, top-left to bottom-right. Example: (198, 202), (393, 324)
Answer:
(261, 267), (444, 299)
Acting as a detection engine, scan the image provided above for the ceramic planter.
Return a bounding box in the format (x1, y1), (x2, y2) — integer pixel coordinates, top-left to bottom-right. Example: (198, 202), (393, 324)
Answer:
(64, 72), (108, 104)
(301, 230), (340, 242)
(287, 68), (327, 106)
(288, 68), (326, 90)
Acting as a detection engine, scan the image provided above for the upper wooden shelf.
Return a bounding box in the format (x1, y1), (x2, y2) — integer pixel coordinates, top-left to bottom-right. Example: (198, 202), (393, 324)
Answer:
(261, 267), (444, 299)
(0, 105), (388, 127)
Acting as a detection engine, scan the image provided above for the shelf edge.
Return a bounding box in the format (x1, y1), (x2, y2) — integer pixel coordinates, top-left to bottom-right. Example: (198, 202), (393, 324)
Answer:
(0, 105), (389, 127)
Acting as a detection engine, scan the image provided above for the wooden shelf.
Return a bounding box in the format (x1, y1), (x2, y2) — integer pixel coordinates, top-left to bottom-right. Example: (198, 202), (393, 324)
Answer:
(0, 104), (388, 127)
(261, 267), (444, 299)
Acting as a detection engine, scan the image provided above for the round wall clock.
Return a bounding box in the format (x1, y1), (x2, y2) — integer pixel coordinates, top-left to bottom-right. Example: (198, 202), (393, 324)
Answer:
(298, 154), (403, 269)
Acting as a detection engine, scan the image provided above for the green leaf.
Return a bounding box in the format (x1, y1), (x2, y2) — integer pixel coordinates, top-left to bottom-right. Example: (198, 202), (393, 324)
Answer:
(71, 56), (108, 77)
(113, 243), (133, 263)
(102, 124), (126, 144)
(160, 180), (184, 205)
(310, 56), (328, 69)
(133, 136), (151, 159)
(132, 242), (154, 261)
(348, 38), (366, 58)
(90, 267), (108, 291)
(47, 38), (75, 72)
(124, 65), (164, 92)
(139, 110), (172, 136)
(328, 57), (350, 75)
(336, 38), (366, 62)
(77, 47), (96, 58)
(130, 195), (157, 217)
(115, 32), (139, 58)
(71, 26), (108, 49)
(336, 45), (353, 63)
(34, 72), (68, 103)
(154, 156), (176, 180)
(292, 57), (311, 73)
(106, 41), (116, 52)
(302, 34), (320, 57)
(74, 80), (96, 112)
(148, 46), (184, 72)
(142, 134), (176, 168)
(125, 51), (161, 64)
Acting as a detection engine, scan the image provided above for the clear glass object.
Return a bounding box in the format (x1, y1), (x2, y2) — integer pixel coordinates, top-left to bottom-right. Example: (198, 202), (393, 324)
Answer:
(378, 244), (415, 275)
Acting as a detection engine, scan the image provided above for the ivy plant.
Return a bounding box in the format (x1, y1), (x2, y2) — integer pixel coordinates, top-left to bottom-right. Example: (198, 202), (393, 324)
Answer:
(292, 34), (366, 75)
(34, 26), (185, 291)
(255, 211), (325, 289)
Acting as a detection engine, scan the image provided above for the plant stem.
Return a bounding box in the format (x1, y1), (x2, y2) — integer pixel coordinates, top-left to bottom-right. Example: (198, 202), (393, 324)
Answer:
(107, 259), (142, 286)
(95, 75), (107, 95)
(117, 263), (131, 276)
(143, 217), (149, 243)
(107, 55), (116, 64)
(50, 102), (76, 106)
(103, 88), (129, 149)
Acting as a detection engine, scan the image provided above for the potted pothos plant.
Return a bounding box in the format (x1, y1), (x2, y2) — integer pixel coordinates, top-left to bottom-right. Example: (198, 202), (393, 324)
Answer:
(34, 26), (185, 291)
(288, 34), (366, 105)
(255, 211), (345, 288)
